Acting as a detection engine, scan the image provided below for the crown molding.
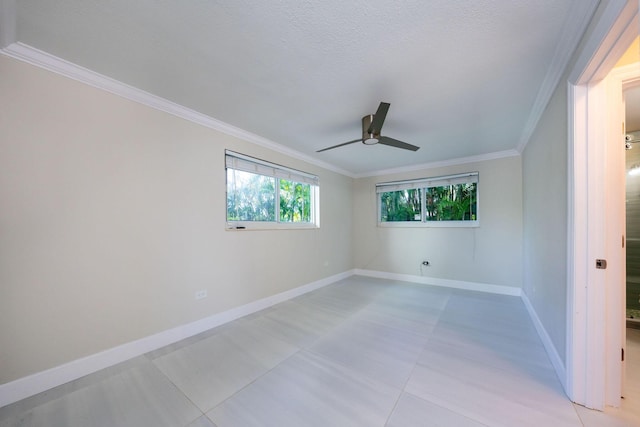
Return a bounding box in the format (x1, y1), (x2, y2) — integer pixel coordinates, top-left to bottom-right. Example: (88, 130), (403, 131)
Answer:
(0, 0), (16, 48)
(516, 0), (600, 153)
(354, 149), (520, 179)
(1, 42), (355, 178)
(569, 0), (638, 86)
(2, 42), (527, 180)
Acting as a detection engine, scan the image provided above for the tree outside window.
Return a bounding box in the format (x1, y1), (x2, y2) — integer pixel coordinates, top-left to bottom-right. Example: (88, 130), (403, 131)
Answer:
(377, 173), (478, 226)
(225, 151), (319, 228)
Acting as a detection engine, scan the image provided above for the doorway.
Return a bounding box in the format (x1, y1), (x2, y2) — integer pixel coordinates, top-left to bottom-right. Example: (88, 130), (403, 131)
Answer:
(567, 0), (638, 410)
(627, 84), (640, 327)
(623, 83), (640, 420)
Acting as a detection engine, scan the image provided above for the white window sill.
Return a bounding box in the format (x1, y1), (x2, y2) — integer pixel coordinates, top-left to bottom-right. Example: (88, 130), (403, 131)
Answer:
(226, 222), (319, 231)
(377, 221), (479, 228)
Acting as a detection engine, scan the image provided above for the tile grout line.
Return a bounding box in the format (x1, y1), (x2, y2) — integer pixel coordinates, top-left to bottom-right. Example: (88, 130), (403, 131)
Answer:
(142, 357), (207, 427)
(388, 291), (497, 427)
(202, 287), (380, 419)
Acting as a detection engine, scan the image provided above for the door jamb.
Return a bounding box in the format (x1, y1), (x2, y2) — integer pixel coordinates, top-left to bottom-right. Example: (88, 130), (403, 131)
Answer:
(566, 0), (638, 409)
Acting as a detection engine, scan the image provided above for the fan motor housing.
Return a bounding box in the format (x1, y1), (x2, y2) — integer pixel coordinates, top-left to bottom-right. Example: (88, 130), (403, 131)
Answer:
(362, 114), (379, 144)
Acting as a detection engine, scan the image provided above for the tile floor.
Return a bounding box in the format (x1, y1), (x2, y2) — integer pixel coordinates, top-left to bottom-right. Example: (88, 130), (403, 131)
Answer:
(1, 276), (639, 426)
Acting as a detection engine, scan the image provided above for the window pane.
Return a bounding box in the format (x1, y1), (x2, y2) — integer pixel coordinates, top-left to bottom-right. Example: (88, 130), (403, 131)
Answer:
(227, 169), (276, 221)
(380, 189), (421, 222)
(280, 180), (311, 222)
(424, 183), (477, 221)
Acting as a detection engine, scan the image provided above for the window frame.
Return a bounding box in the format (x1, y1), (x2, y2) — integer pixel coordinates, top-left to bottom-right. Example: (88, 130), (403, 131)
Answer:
(376, 172), (479, 228)
(225, 150), (320, 230)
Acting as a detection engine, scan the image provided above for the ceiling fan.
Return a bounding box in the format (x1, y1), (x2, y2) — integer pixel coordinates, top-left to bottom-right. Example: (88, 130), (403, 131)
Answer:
(317, 102), (420, 153)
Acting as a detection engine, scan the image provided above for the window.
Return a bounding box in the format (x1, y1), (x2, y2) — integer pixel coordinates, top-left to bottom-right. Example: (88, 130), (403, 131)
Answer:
(377, 172), (478, 227)
(226, 151), (319, 229)
(380, 189), (422, 222)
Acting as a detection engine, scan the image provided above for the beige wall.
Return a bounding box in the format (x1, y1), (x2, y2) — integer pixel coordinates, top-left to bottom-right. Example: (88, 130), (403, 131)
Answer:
(521, 7), (639, 368)
(352, 156), (523, 289)
(522, 82), (568, 362)
(0, 55), (353, 384)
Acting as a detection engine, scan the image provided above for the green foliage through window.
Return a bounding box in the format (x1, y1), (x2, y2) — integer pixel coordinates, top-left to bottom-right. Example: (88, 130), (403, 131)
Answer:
(380, 189), (421, 221)
(377, 173), (478, 225)
(225, 151), (318, 226)
(227, 169), (276, 221)
(280, 180), (311, 222)
(425, 183), (477, 221)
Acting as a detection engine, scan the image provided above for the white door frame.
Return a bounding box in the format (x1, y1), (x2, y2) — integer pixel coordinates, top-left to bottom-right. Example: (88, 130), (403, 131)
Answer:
(567, 0), (638, 410)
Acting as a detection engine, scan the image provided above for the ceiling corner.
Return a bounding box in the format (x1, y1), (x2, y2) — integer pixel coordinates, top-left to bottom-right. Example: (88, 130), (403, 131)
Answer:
(516, 0), (600, 152)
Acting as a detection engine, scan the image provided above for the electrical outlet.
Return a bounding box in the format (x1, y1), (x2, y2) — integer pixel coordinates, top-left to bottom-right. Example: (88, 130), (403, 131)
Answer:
(195, 290), (207, 300)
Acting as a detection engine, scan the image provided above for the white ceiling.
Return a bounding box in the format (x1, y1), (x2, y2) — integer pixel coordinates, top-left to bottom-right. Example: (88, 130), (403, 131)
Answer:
(9, 0), (599, 175)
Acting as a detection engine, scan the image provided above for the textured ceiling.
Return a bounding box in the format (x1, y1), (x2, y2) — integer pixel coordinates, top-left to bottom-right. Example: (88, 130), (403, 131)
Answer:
(11, 0), (599, 175)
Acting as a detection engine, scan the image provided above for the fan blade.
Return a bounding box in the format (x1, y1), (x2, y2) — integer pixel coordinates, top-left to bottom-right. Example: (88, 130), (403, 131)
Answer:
(378, 136), (420, 151)
(368, 102), (390, 134)
(316, 138), (362, 153)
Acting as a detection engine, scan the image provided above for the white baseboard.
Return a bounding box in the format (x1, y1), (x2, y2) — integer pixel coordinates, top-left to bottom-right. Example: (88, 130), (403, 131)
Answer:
(0, 270), (354, 408)
(1, 270), (568, 409)
(521, 292), (567, 391)
(354, 269), (523, 296)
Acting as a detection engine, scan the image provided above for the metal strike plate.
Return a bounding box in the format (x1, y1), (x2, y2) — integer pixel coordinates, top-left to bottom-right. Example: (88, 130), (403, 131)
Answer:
(595, 259), (607, 269)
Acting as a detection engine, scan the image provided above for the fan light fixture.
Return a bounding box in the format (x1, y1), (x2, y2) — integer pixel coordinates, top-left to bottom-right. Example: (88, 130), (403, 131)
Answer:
(362, 115), (379, 144)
